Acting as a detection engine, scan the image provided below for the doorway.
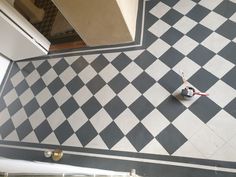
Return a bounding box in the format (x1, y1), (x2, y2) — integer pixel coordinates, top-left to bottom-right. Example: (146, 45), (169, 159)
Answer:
(13, 0), (86, 52)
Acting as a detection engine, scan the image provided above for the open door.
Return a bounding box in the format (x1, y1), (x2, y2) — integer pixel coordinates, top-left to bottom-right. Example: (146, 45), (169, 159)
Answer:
(0, 0), (51, 61)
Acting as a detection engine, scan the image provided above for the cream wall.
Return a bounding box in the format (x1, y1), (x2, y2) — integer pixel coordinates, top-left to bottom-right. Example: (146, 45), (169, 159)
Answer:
(52, 0), (139, 46)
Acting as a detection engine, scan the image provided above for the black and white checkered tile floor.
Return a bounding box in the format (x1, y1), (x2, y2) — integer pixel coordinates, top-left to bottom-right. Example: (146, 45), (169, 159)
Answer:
(0, 0), (236, 163)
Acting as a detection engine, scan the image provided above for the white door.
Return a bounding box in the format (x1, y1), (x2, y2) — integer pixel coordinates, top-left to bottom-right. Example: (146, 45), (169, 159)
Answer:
(0, 0), (51, 61)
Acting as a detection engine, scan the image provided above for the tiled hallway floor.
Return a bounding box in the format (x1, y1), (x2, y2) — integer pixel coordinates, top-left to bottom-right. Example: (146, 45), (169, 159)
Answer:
(0, 0), (236, 166)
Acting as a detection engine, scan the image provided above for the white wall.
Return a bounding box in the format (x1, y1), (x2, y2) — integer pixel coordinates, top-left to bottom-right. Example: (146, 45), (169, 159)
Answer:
(0, 158), (129, 176)
(0, 55), (10, 85)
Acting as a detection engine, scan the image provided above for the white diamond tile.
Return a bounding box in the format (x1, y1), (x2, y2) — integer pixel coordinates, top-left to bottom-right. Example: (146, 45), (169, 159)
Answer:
(173, 141), (205, 159)
(11, 71), (24, 87)
(149, 2), (171, 18)
(54, 87), (72, 106)
(124, 50), (145, 60)
(25, 70), (40, 86)
(207, 110), (236, 141)
(28, 109), (46, 129)
(11, 108), (27, 128)
(22, 131), (39, 143)
(41, 69), (58, 85)
(141, 109), (170, 137)
(201, 32), (230, 53)
(143, 83), (170, 107)
(73, 86), (93, 106)
(230, 12), (236, 22)
(19, 88), (34, 106)
(173, 0), (196, 15)
(67, 109), (88, 132)
(47, 109), (66, 130)
(173, 57), (201, 80)
(4, 130), (19, 141)
(103, 52), (121, 62)
(145, 60), (170, 81)
(147, 39), (171, 58)
(83, 54), (99, 63)
(63, 134), (82, 147)
(86, 135), (108, 150)
(78, 65), (97, 84)
(112, 137), (137, 152)
(200, 12), (227, 31)
(210, 143), (236, 162)
(173, 36), (198, 55)
(59, 66), (77, 85)
(118, 84), (141, 106)
(42, 132), (60, 145)
(172, 109), (205, 139)
(64, 56), (80, 65)
(48, 57), (61, 66)
(189, 125), (225, 157)
(199, 0), (223, 10)
(140, 139), (169, 155)
(17, 62), (30, 69)
(173, 16), (197, 34)
(207, 80), (235, 108)
(3, 89), (18, 106)
(121, 62), (143, 82)
(203, 55), (234, 79)
(148, 20), (171, 37)
(32, 60), (44, 68)
(114, 109), (139, 135)
(90, 108), (113, 133)
(99, 64), (119, 83)
(0, 109), (10, 126)
(94, 85), (116, 106)
(35, 88), (51, 106)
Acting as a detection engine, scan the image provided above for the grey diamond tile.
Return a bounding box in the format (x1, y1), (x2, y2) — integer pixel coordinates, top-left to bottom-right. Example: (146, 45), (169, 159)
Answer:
(187, 24), (212, 43)
(219, 42), (236, 65)
(71, 56), (88, 73)
(100, 122), (124, 149)
(222, 66), (236, 90)
(0, 98), (6, 112)
(158, 70), (182, 93)
(216, 20), (236, 40)
(189, 96), (221, 123)
(214, 1), (236, 18)
(161, 28), (184, 46)
(126, 123), (153, 152)
(48, 77), (64, 95)
(22, 62), (35, 77)
(157, 96), (186, 122)
(15, 80), (29, 96)
(104, 96), (127, 119)
(81, 96), (102, 119)
(160, 0), (179, 7)
(157, 124), (187, 154)
(86, 75), (106, 94)
(162, 9), (183, 26)
(189, 68), (218, 92)
(108, 73), (129, 94)
(53, 59), (69, 75)
(132, 72), (155, 93)
(224, 98), (236, 118)
(54, 120), (74, 144)
(24, 98), (40, 117)
(8, 99), (22, 116)
(134, 50), (156, 70)
(31, 79), (46, 96)
(66, 76), (84, 95)
(186, 4), (210, 22)
(41, 97), (58, 117)
(16, 119), (33, 140)
(91, 55), (109, 73)
(0, 119), (15, 139)
(75, 121), (97, 146)
(187, 45), (215, 66)
(129, 96), (155, 121)
(111, 53), (132, 71)
(34, 120), (53, 142)
(2, 80), (14, 97)
(159, 47), (184, 68)
(60, 97), (79, 118)
(37, 61), (51, 76)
